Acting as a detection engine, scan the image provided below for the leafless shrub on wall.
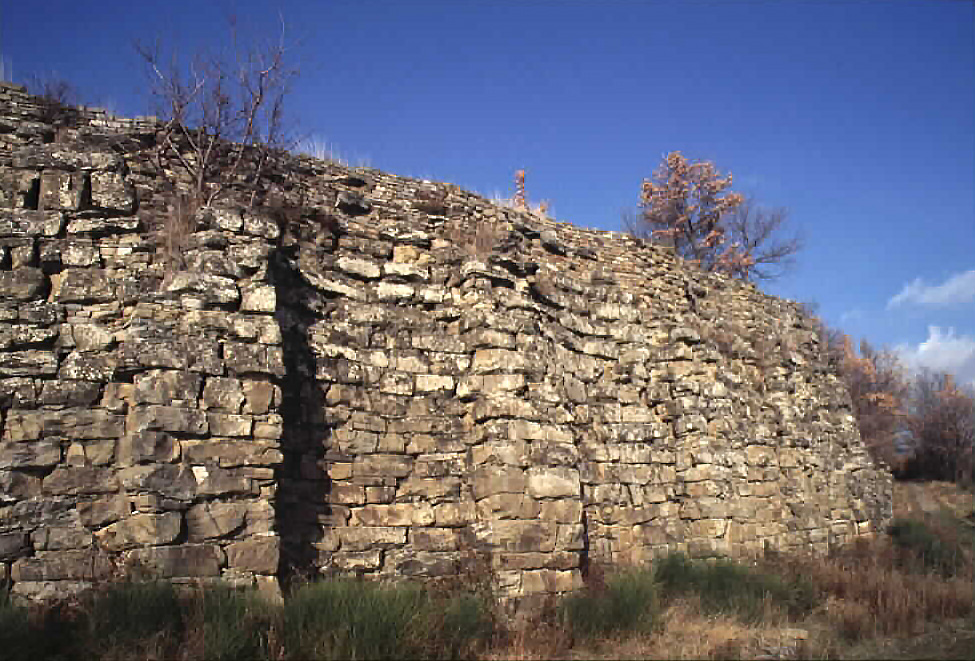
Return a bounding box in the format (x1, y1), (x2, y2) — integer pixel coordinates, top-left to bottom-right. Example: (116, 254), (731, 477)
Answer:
(136, 15), (298, 273)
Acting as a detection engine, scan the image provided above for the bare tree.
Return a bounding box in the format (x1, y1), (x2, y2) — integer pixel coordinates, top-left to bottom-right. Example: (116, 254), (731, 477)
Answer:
(906, 371), (975, 485)
(723, 197), (802, 281)
(137, 14), (297, 211)
(136, 15), (298, 273)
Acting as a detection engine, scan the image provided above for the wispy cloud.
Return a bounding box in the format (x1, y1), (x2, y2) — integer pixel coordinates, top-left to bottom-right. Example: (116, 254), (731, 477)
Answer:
(887, 269), (975, 309)
(839, 308), (864, 325)
(895, 326), (975, 388)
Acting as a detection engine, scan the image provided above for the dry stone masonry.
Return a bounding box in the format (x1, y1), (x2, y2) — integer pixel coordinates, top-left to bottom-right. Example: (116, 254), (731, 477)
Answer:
(0, 82), (892, 603)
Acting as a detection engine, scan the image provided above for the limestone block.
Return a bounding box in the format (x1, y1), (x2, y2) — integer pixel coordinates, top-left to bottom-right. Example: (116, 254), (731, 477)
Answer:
(335, 526), (407, 551)
(127, 405), (208, 435)
(397, 477), (462, 500)
(353, 455), (413, 478)
(0, 440), (61, 469)
(415, 374), (455, 393)
(240, 285), (276, 313)
(387, 550), (455, 577)
(66, 216), (140, 235)
(95, 511), (182, 551)
(527, 467), (580, 499)
(241, 381), (276, 415)
(409, 528), (459, 552)
(134, 370), (203, 405)
(0, 209), (65, 238)
(89, 172), (136, 213)
(164, 271), (239, 307)
(333, 428), (379, 454)
(0, 267), (47, 301)
(51, 268), (114, 303)
(37, 170), (84, 211)
(36, 381), (100, 410)
(42, 467), (119, 495)
(521, 569), (584, 594)
(77, 496), (129, 528)
(186, 502), (247, 540)
(0, 532), (29, 560)
(241, 212), (279, 239)
(12, 550), (114, 582)
(331, 549), (382, 572)
(473, 520), (557, 554)
(432, 501), (476, 527)
(58, 351), (116, 381)
(226, 537), (279, 575)
(476, 494), (540, 520)
(539, 499), (583, 524)
(118, 431), (179, 465)
(350, 503), (435, 527)
(471, 441), (528, 467)
(336, 256), (381, 279)
(0, 470), (41, 502)
(376, 282), (414, 301)
(471, 349), (527, 374)
(125, 544), (225, 578)
(472, 465), (526, 499)
(195, 467), (255, 497)
(208, 413), (253, 437)
(224, 342), (285, 377)
(119, 464), (198, 500)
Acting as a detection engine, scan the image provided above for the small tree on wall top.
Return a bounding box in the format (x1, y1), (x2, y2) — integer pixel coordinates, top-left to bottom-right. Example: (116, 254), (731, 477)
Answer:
(632, 151), (800, 281)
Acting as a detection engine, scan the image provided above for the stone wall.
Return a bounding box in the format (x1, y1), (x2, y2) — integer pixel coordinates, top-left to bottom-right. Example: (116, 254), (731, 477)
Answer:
(0, 82), (892, 602)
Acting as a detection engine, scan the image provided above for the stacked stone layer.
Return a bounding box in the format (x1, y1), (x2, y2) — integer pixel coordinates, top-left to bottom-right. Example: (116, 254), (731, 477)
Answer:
(0, 82), (891, 601)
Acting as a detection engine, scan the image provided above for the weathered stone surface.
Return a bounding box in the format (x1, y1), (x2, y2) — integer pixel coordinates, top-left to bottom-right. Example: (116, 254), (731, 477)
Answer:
(0, 85), (892, 605)
(89, 171), (136, 213)
(43, 467), (119, 495)
(0, 210), (65, 238)
(164, 271), (240, 307)
(12, 550), (114, 581)
(0, 440), (61, 469)
(0, 267), (47, 301)
(125, 544), (224, 577)
(32, 526), (94, 551)
(0, 532), (29, 560)
(226, 538), (279, 574)
(186, 502), (247, 540)
(133, 371), (202, 405)
(96, 512), (182, 551)
(51, 268), (115, 303)
(118, 431), (179, 465)
(127, 405), (208, 435)
(119, 464), (198, 500)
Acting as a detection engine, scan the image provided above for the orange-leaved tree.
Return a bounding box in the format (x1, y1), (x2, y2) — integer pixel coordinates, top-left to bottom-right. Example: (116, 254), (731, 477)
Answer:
(839, 336), (909, 469)
(632, 151), (800, 281)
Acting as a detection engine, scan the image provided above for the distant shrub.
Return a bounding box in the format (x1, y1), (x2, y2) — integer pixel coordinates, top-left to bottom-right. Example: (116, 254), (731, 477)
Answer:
(889, 518), (969, 578)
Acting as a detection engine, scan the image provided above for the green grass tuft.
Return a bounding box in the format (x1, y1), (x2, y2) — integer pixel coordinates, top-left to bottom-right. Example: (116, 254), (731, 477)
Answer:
(559, 566), (659, 639)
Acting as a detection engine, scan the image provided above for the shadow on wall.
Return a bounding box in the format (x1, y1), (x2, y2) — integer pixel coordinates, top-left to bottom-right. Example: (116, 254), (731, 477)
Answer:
(269, 244), (329, 585)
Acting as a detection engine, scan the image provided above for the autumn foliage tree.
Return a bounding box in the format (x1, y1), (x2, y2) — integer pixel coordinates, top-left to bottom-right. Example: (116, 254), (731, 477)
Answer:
(632, 151), (800, 281)
(839, 336), (909, 469)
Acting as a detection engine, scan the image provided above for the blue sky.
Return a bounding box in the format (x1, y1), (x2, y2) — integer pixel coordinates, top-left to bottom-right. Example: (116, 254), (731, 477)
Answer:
(2, 0), (973, 385)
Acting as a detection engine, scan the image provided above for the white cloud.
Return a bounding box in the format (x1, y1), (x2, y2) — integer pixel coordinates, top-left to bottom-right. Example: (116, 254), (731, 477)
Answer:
(895, 326), (975, 388)
(887, 269), (975, 309)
